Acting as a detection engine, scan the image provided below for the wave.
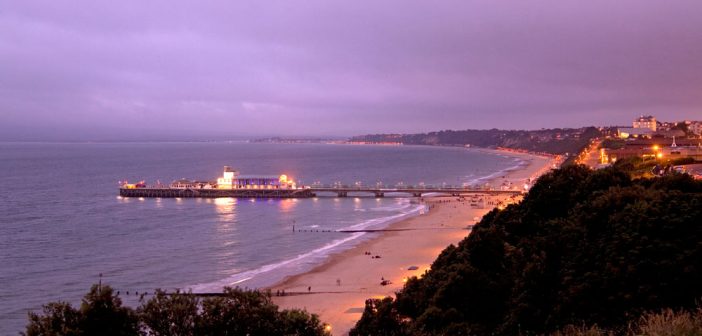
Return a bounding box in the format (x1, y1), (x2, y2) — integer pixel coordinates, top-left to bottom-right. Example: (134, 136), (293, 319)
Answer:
(464, 157), (528, 186)
(189, 202), (424, 292)
(369, 202), (414, 212)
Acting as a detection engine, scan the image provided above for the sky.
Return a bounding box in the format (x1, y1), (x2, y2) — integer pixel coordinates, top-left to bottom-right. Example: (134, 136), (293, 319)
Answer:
(1, 1), (702, 140)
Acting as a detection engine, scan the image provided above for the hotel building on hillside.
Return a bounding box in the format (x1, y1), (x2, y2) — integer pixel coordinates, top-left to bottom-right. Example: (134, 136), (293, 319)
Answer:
(618, 115), (659, 139)
(633, 115), (657, 131)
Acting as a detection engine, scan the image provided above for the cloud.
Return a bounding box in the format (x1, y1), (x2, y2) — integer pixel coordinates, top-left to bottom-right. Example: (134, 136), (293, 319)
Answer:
(1, 0), (701, 140)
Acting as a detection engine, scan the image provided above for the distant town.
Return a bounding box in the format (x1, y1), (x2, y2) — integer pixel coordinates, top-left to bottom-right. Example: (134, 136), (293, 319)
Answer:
(251, 115), (702, 181)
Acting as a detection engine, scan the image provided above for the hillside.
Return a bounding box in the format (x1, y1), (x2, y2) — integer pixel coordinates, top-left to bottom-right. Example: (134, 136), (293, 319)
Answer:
(350, 127), (601, 155)
(351, 165), (702, 335)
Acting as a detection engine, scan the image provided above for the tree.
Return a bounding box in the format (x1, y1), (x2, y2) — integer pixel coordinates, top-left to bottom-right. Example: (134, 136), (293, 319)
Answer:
(349, 298), (408, 336)
(78, 284), (139, 336)
(24, 284), (139, 336)
(26, 285), (331, 336)
(194, 287), (331, 336)
(23, 302), (81, 336)
(197, 287), (281, 335)
(278, 309), (329, 336)
(138, 289), (199, 336)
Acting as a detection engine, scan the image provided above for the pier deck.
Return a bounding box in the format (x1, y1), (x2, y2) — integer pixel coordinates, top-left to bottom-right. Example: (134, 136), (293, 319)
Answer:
(119, 186), (521, 199)
(309, 187), (521, 197)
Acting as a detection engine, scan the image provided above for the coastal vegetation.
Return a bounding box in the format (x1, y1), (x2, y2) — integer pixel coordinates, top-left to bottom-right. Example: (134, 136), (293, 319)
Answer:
(351, 165), (702, 335)
(350, 127), (601, 155)
(23, 285), (330, 336)
(611, 156), (696, 179)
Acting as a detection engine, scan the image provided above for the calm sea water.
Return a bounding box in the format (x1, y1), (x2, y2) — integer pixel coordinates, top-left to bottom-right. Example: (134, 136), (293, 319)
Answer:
(0, 142), (519, 334)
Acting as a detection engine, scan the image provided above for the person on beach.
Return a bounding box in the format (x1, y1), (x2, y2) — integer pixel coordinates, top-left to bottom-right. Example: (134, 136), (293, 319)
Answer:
(308, 286), (311, 292)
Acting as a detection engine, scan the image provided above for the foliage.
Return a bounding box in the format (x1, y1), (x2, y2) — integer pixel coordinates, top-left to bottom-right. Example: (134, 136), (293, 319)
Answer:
(632, 308), (702, 336)
(600, 138), (625, 150)
(25, 286), (330, 336)
(551, 308), (702, 336)
(138, 289), (198, 336)
(351, 127), (602, 155)
(351, 165), (702, 335)
(23, 302), (82, 336)
(23, 284), (139, 336)
(79, 285), (140, 336)
(277, 309), (329, 336)
(613, 155), (699, 179)
(349, 298), (409, 336)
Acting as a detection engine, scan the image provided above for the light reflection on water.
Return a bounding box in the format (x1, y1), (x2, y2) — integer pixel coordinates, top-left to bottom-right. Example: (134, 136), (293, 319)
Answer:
(214, 197), (237, 223)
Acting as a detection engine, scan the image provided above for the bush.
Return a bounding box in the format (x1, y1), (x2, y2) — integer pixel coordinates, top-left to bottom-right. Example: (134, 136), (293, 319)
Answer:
(632, 308), (702, 336)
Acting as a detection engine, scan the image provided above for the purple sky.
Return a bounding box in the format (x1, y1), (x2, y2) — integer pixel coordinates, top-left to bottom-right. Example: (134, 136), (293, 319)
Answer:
(2, 1), (702, 140)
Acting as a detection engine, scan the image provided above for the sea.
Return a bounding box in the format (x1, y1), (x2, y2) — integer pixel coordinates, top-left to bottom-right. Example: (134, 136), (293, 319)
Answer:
(0, 142), (523, 334)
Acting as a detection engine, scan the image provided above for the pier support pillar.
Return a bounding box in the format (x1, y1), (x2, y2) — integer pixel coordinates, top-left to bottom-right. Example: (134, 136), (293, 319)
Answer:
(374, 192), (384, 198)
(412, 192), (422, 197)
(337, 192), (348, 197)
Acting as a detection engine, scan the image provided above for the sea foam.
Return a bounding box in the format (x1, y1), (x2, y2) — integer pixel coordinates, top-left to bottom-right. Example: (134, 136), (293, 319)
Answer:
(190, 201), (424, 292)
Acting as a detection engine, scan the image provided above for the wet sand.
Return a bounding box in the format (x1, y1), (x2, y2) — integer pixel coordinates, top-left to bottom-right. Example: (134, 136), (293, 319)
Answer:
(270, 150), (556, 335)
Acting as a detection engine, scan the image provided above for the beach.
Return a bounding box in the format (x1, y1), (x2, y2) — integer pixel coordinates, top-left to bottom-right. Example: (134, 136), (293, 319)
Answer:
(270, 150), (556, 335)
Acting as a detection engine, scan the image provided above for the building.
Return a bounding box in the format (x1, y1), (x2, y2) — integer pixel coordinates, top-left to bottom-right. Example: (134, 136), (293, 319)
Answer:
(633, 115), (657, 131)
(617, 127), (653, 139)
(604, 138), (702, 163)
(656, 129), (686, 139)
(660, 143), (702, 161)
(216, 166), (295, 190)
(170, 179), (214, 189)
(689, 121), (702, 136)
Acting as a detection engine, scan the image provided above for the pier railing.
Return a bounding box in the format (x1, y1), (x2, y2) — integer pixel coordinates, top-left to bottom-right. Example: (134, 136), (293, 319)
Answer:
(119, 184), (523, 199)
(306, 186), (521, 197)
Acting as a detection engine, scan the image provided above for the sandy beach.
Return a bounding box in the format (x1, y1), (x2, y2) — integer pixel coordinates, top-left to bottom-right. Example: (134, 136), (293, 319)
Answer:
(270, 150), (556, 335)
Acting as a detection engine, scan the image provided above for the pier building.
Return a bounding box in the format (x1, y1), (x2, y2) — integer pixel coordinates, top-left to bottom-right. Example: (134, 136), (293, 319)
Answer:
(216, 166), (296, 190)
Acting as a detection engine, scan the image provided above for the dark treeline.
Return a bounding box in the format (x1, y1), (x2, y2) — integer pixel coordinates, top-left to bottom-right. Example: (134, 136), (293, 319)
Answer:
(350, 127), (601, 155)
(23, 285), (329, 336)
(351, 164), (702, 335)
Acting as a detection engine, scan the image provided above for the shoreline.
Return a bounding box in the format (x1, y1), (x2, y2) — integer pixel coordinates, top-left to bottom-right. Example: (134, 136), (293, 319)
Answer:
(269, 149), (556, 335)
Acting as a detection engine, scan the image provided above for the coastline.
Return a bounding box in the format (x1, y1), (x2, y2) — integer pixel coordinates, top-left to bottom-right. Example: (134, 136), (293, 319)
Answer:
(269, 149), (556, 335)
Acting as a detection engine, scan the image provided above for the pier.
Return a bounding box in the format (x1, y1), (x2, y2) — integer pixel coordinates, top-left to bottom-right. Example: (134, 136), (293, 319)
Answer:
(119, 185), (522, 199)
(119, 166), (524, 199)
